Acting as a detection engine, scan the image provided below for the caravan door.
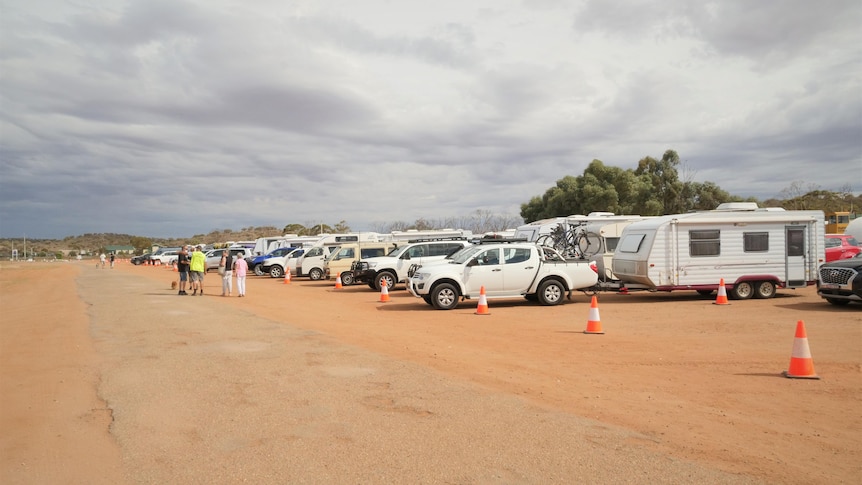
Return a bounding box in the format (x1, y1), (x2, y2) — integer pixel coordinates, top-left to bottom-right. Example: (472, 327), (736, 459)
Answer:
(785, 226), (807, 287)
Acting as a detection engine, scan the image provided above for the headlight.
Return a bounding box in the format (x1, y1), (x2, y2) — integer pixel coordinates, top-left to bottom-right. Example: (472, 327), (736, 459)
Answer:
(412, 272), (427, 281)
(367, 262), (378, 269)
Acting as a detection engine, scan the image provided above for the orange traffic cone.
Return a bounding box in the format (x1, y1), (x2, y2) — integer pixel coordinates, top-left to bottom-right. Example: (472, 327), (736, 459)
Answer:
(713, 278), (729, 305)
(783, 320), (820, 379)
(334, 273), (343, 289)
(584, 295), (604, 334)
(475, 286), (490, 315)
(173, 262), (177, 272)
(283, 269), (291, 285)
(379, 278), (390, 302)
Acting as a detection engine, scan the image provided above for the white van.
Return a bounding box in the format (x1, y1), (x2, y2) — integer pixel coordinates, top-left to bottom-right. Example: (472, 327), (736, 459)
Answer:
(294, 245), (339, 280)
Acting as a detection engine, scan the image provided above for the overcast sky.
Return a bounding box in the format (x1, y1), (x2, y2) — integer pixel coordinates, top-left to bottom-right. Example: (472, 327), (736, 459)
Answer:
(1, 0), (860, 239)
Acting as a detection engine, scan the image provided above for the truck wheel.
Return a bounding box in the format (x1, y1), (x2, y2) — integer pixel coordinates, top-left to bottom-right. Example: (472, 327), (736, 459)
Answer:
(340, 271), (355, 286)
(254, 264), (265, 276)
(537, 279), (565, 305)
(309, 268), (323, 280)
(375, 272), (397, 291)
(730, 281), (754, 300)
(269, 265), (283, 279)
(754, 281), (776, 299)
(431, 283), (459, 310)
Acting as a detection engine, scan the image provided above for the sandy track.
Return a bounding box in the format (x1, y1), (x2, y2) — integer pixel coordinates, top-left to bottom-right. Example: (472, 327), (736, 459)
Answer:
(1, 261), (859, 484)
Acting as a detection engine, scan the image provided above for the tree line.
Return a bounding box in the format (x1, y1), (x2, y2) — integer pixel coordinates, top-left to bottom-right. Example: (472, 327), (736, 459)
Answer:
(2, 148), (857, 257)
(519, 149), (858, 222)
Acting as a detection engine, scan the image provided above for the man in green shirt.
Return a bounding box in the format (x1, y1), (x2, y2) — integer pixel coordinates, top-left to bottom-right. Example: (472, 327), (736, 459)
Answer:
(189, 245), (207, 296)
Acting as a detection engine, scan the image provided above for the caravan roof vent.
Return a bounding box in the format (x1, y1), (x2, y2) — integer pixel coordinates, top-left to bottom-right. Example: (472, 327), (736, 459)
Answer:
(715, 202), (760, 211)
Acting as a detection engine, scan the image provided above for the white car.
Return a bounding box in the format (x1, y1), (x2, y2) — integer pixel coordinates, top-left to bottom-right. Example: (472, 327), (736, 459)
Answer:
(408, 240), (598, 310)
(204, 247), (253, 272)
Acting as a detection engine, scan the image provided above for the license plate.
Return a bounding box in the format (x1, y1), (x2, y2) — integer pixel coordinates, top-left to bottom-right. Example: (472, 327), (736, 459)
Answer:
(820, 283), (840, 289)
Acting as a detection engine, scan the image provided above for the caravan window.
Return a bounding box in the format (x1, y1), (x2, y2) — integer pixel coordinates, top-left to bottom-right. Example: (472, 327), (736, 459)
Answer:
(744, 232), (769, 252)
(690, 230), (720, 256)
(618, 234), (646, 253)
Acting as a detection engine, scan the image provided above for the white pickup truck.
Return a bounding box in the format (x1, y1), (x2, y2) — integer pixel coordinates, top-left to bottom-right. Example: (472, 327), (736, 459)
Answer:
(407, 240), (598, 310)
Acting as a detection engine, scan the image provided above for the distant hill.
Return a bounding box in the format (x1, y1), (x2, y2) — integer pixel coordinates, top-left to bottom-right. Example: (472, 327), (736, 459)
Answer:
(0, 226), (282, 257)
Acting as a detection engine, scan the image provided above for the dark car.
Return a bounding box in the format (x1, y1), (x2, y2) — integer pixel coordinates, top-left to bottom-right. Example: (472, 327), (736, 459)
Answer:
(130, 253), (150, 265)
(817, 253), (862, 306)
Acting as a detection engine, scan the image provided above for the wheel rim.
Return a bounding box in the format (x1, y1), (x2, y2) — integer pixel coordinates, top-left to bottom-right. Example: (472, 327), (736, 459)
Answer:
(271, 267), (282, 278)
(756, 281), (775, 298)
(437, 288), (456, 308)
(735, 282), (753, 299)
(543, 284), (562, 303)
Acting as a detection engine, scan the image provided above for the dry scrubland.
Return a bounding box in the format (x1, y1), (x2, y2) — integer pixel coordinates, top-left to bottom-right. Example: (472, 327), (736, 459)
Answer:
(1, 260), (860, 484)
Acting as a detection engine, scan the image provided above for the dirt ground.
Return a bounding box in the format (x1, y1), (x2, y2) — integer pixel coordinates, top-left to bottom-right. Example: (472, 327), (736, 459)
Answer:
(1, 260), (860, 484)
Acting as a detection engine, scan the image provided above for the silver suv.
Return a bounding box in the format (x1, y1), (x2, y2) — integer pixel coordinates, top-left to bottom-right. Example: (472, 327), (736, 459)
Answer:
(352, 238), (471, 290)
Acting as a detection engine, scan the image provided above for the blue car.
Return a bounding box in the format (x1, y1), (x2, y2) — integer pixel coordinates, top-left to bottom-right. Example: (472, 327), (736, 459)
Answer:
(250, 247), (297, 275)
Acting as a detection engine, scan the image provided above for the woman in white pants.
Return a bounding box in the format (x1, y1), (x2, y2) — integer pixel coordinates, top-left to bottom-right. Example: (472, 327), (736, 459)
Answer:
(221, 251), (234, 296)
(233, 256), (248, 297)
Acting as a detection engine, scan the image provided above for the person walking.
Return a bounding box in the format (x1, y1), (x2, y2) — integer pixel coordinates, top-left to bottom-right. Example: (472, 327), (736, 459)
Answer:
(99, 252), (106, 269)
(110, 253), (115, 269)
(189, 245), (206, 296)
(220, 250), (234, 296)
(234, 253), (248, 297)
(176, 246), (191, 295)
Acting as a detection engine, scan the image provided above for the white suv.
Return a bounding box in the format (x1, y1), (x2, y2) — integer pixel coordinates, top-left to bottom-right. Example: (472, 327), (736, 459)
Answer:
(352, 238), (471, 290)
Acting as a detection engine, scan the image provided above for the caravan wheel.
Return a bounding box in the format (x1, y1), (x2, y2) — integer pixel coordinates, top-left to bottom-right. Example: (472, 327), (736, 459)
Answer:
(730, 282), (754, 300)
(754, 281), (776, 299)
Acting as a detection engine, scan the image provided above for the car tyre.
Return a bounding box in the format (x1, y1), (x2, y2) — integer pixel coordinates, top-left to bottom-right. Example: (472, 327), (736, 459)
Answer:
(340, 271), (355, 286)
(826, 298), (850, 306)
(730, 281), (754, 300)
(537, 279), (565, 305)
(309, 268), (323, 281)
(374, 272), (397, 292)
(754, 281), (776, 299)
(254, 264), (265, 276)
(269, 265), (284, 279)
(431, 283), (459, 310)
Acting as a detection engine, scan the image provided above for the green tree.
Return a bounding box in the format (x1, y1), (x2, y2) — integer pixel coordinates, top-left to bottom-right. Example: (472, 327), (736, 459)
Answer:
(283, 223), (308, 235)
(634, 149), (685, 214)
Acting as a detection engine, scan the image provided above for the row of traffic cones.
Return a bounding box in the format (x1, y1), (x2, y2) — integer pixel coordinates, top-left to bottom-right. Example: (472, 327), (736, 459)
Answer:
(337, 276), (821, 380)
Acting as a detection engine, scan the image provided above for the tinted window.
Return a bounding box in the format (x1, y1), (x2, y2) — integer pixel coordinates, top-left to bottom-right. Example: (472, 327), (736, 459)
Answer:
(743, 232), (769, 252)
(476, 248), (500, 265)
(503, 247), (531, 264)
(690, 230), (720, 257)
(361, 248), (386, 258)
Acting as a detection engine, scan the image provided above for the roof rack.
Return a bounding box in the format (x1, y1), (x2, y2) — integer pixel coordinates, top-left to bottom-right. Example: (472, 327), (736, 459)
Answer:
(406, 236), (470, 243)
(472, 237), (530, 244)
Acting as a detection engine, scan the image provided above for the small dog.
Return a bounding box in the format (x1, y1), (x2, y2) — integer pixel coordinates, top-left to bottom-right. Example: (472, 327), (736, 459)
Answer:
(171, 280), (178, 290)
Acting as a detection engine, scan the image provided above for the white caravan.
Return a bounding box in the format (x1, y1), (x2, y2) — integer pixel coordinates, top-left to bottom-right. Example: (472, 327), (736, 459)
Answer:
(610, 204), (826, 299)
